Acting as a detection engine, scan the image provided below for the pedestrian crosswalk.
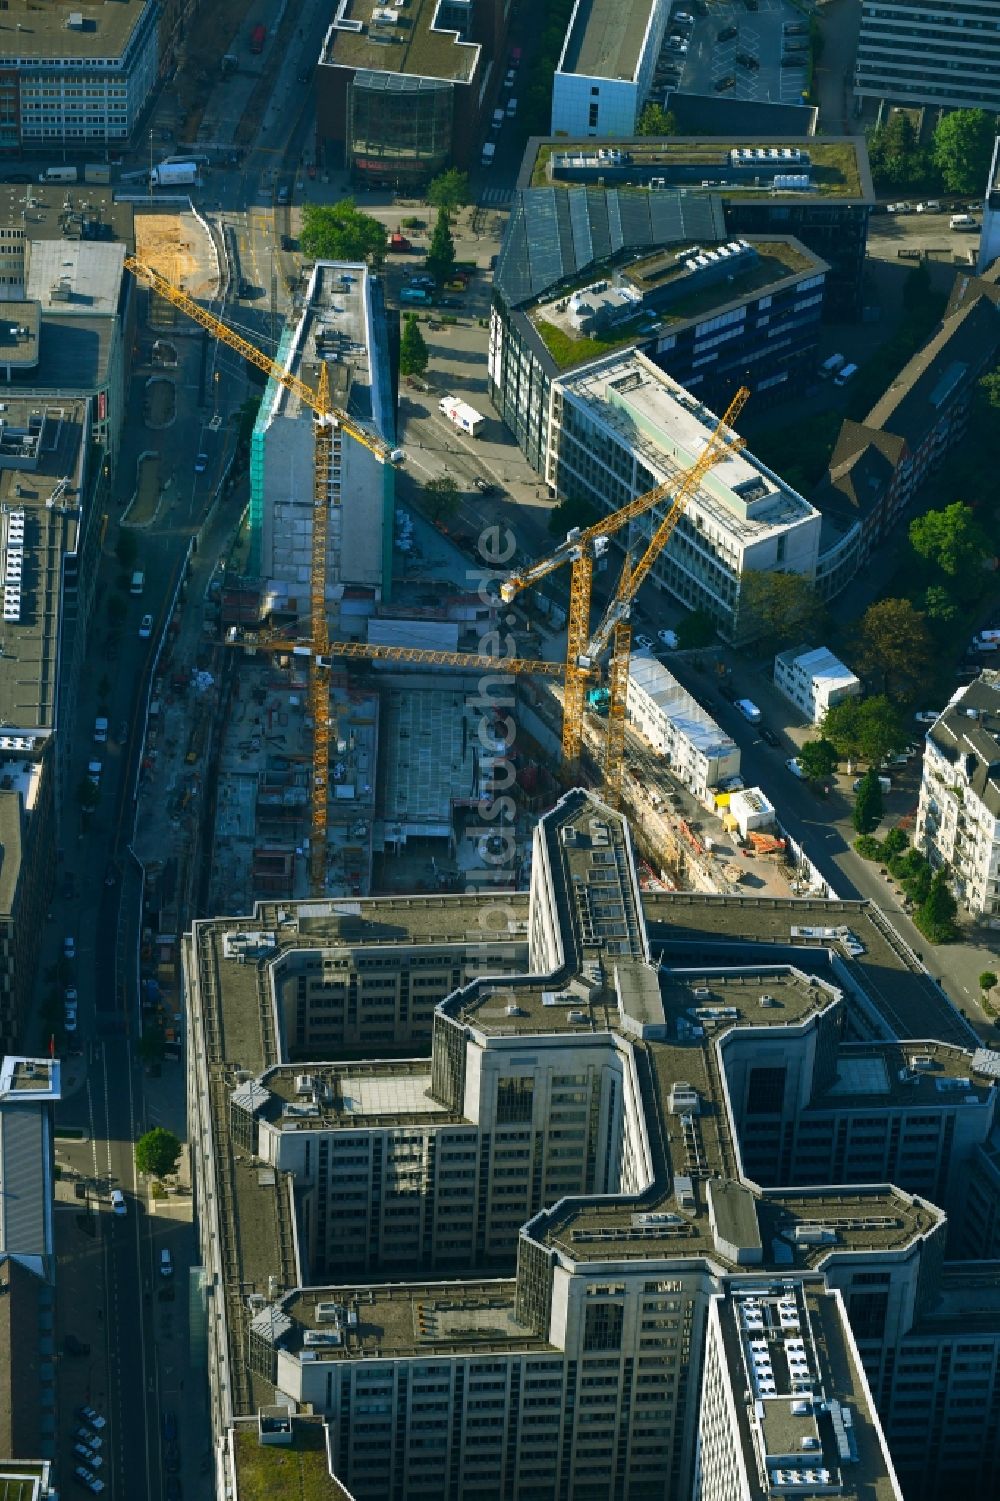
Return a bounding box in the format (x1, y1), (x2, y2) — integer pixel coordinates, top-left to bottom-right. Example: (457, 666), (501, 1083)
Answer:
(478, 186), (515, 209)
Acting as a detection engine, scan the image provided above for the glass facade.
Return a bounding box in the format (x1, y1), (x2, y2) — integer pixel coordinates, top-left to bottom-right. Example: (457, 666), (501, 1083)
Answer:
(347, 72), (453, 188)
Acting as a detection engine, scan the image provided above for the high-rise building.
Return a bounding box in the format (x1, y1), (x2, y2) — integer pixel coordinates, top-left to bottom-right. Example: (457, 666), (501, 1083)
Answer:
(854, 0), (1000, 112)
(551, 0), (669, 138)
(185, 787), (1000, 1501)
(249, 262), (396, 622)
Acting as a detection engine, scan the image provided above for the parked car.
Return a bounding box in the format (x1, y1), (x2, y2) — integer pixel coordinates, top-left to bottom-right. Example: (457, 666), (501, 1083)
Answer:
(76, 1408), (106, 1430)
(87, 760), (102, 788)
(73, 1427), (100, 1446)
(474, 477), (497, 495)
(634, 635), (654, 651)
(657, 629), (679, 648)
(914, 709), (942, 724)
(73, 1443), (99, 1464)
(73, 1466), (104, 1494)
(162, 1410), (178, 1443)
(736, 51), (759, 70)
(64, 935), (76, 959)
(64, 1335), (91, 1358)
(759, 726), (781, 748)
(139, 614), (153, 639)
(785, 757), (806, 779)
(715, 73), (736, 90)
(717, 24), (738, 40)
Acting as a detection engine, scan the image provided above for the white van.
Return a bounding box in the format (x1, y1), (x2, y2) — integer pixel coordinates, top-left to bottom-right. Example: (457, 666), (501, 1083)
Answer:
(819, 353), (845, 379)
(950, 213), (978, 230)
(834, 362), (858, 386)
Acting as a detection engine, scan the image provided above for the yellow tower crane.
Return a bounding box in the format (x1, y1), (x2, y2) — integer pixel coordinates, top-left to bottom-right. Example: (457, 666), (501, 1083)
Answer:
(500, 385), (749, 783)
(125, 254), (400, 893)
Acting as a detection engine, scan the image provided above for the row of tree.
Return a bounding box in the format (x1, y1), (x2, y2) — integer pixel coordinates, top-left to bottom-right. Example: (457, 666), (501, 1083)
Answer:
(868, 107), (997, 196)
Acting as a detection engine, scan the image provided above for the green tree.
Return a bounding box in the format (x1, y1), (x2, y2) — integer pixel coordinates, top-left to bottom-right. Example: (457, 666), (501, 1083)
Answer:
(854, 834), (883, 860)
(427, 168), (470, 215)
(135, 1127), (181, 1179)
(798, 738), (839, 781)
(676, 608), (717, 649)
(300, 200), (387, 266)
(821, 695), (906, 766)
(399, 314), (429, 378)
(115, 529), (138, 570)
(547, 495), (600, 538)
(979, 970), (998, 993)
(914, 869), (960, 942)
(881, 826), (909, 859)
(425, 207), (456, 287)
(909, 501), (990, 579)
(889, 847), (932, 905)
(76, 776), (99, 813)
(422, 473), (460, 524)
(867, 112), (924, 192)
(854, 598), (933, 699)
(636, 103), (678, 137)
(739, 570), (826, 649)
(853, 769), (883, 835)
(980, 368), (1000, 410)
(138, 1026), (166, 1066)
(923, 584), (960, 624)
(932, 108), (996, 195)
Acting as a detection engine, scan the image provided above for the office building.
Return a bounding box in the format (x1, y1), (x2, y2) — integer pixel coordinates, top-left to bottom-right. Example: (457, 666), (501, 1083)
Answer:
(0, 1056), (60, 1460)
(316, 0), (508, 186)
(489, 186), (829, 473)
(186, 783), (1000, 1501)
(0, 0), (160, 149)
(550, 351), (822, 642)
(915, 671), (1000, 917)
(250, 261), (395, 620)
(854, 0), (1000, 113)
(525, 136), (874, 318)
(626, 653), (740, 797)
(551, 0), (669, 137)
(774, 646), (862, 726)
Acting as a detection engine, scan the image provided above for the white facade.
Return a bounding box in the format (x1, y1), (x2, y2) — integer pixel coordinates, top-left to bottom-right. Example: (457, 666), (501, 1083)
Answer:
(626, 653), (740, 797)
(774, 645), (862, 725)
(551, 0), (668, 137)
(915, 674), (1000, 916)
(552, 352), (823, 641)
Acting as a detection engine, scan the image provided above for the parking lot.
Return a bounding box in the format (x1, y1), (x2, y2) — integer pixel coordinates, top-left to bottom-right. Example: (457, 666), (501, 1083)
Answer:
(651, 0), (810, 109)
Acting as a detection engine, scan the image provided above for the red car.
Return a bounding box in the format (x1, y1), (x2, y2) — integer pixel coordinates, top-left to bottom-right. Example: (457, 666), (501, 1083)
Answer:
(307, 163), (316, 180)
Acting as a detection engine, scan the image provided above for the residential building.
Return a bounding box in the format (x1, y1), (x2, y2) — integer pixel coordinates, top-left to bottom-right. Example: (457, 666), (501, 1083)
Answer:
(0, 1056), (60, 1461)
(854, 0), (1000, 113)
(812, 283), (1000, 598)
(316, 0), (508, 185)
(186, 787), (1000, 1501)
(0, 0), (160, 150)
(551, 0), (669, 137)
(489, 186), (829, 473)
(250, 262), (395, 623)
(915, 670), (1000, 917)
(525, 136), (874, 318)
(774, 645), (862, 725)
(626, 653), (740, 796)
(550, 351), (822, 641)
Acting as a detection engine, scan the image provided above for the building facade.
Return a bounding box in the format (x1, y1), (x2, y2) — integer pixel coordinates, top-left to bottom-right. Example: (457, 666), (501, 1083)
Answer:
(854, 0), (1000, 112)
(626, 654), (740, 797)
(0, 0), (159, 150)
(250, 262), (395, 621)
(550, 352), (822, 642)
(551, 0), (668, 138)
(915, 671), (1000, 917)
(774, 645), (863, 725)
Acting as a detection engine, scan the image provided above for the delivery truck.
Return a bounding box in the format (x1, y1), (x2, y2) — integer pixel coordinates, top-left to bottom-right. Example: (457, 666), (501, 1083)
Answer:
(150, 161), (201, 188)
(84, 164), (111, 185)
(38, 166), (78, 184)
(438, 395), (485, 437)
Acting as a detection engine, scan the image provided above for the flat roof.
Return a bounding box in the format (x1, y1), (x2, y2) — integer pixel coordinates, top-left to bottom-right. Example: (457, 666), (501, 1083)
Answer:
(558, 0), (656, 82)
(526, 136), (873, 201)
(0, 302), (39, 369)
(25, 240), (125, 315)
(0, 185), (133, 252)
(628, 654), (738, 760)
(231, 1416), (345, 1501)
(0, 0), (150, 64)
(321, 0), (480, 83)
(777, 644), (859, 692)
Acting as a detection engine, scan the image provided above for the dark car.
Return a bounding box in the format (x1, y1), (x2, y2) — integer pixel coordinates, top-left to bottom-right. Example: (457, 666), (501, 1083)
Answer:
(715, 74), (736, 91)
(164, 1443), (181, 1474)
(736, 51), (759, 70)
(165, 1478), (183, 1501)
(2, 173), (31, 184)
(759, 726), (780, 748)
(64, 1334), (91, 1357)
(280, 233), (298, 252)
(717, 24), (738, 40)
(162, 1411), (178, 1444)
(474, 477), (497, 495)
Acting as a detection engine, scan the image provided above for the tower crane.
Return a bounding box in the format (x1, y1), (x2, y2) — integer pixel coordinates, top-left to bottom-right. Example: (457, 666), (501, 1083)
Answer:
(500, 385), (749, 783)
(125, 254), (397, 894)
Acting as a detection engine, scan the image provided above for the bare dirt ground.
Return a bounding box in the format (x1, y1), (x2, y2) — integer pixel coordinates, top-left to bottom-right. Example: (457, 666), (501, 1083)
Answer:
(135, 212), (218, 298)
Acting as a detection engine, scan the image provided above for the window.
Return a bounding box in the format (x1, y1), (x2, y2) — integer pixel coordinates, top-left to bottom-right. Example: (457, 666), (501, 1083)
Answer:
(584, 1303), (623, 1352)
(496, 1075), (534, 1124)
(746, 1066), (786, 1115)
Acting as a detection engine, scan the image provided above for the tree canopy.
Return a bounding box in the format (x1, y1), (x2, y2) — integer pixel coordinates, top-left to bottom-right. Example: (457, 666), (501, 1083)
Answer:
(798, 738), (839, 781)
(932, 109), (997, 195)
(422, 473), (460, 524)
(821, 695), (907, 765)
(636, 104), (677, 137)
(425, 207), (456, 287)
(676, 608), (717, 650)
(909, 501), (990, 579)
(867, 113), (926, 192)
(427, 169), (470, 215)
(853, 769), (883, 835)
(300, 201), (387, 266)
(854, 598), (933, 699)
(135, 1126), (181, 1179)
(914, 869), (960, 943)
(739, 570), (825, 649)
(399, 314), (429, 378)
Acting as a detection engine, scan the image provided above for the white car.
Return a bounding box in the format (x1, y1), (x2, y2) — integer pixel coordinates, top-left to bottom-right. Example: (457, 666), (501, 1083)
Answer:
(64, 1006), (78, 1033)
(138, 613), (153, 639)
(64, 935), (76, 959)
(657, 628), (679, 648)
(111, 1189), (127, 1218)
(914, 710), (941, 724)
(74, 1469), (104, 1496)
(634, 635), (654, 651)
(87, 759), (102, 788)
(785, 757), (806, 779)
